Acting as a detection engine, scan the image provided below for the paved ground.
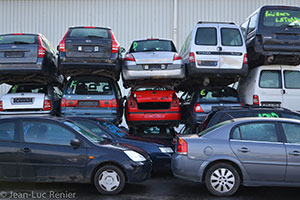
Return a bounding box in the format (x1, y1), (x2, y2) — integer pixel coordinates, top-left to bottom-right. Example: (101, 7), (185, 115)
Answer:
(1, 173), (299, 200)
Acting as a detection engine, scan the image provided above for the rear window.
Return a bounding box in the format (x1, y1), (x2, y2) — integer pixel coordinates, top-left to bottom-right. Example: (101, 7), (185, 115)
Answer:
(284, 70), (300, 89)
(69, 28), (110, 39)
(195, 28), (217, 45)
(199, 120), (232, 137)
(9, 85), (47, 94)
(221, 28), (243, 46)
(130, 126), (175, 138)
(259, 70), (282, 88)
(263, 8), (300, 27)
(134, 86), (171, 91)
(129, 40), (176, 53)
(66, 79), (113, 95)
(0, 35), (36, 44)
(197, 88), (239, 103)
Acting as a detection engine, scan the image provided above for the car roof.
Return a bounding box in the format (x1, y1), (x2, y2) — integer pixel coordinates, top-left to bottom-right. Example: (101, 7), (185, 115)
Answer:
(197, 21), (235, 25)
(131, 38), (173, 43)
(0, 116), (68, 122)
(213, 106), (293, 112)
(68, 26), (111, 30)
(231, 117), (300, 124)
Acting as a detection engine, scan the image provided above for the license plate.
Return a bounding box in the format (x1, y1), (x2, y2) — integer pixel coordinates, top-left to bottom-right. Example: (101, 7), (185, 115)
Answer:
(78, 101), (99, 107)
(145, 113), (165, 118)
(197, 60), (218, 66)
(261, 102), (281, 107)
(83, 46), (93, 52)
(5, 52), (24, 58)
(13, 98), (33, 103)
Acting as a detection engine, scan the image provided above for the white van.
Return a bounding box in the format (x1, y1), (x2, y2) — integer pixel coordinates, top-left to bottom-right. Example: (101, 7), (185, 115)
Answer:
(238, 65), (300, 112)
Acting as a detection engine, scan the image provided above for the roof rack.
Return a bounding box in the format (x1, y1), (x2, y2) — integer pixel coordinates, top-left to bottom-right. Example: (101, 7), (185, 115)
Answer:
(197, 21), (235, 25)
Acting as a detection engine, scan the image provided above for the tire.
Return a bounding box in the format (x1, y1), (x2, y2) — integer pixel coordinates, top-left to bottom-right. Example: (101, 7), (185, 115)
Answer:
(205, 163), (240, 197)
(94, 165), (126, 195)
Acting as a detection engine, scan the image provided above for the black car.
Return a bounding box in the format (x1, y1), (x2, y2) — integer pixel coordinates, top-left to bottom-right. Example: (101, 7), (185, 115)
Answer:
(180, 86), (241, 126)
(241, 5), (300, 67)
(57, 26), (123, 80)
(0, 33), (60, 84)
(0, 117), (151, 195)
(180, 106), (300, 135)
(72, 118), (174, 173)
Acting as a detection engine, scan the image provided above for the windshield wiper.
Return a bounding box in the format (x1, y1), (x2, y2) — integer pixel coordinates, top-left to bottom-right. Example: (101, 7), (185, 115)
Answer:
(87, 35), (105, 38)
(13, 41), (31, 44)
(142, 48), (158, 52)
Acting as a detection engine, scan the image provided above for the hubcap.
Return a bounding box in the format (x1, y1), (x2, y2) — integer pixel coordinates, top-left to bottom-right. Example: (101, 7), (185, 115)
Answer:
(210, 168), (235, 193)
(98, 170), (120, 192)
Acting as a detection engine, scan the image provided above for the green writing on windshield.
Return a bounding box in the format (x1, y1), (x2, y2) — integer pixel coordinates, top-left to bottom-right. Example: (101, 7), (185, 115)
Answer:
(132, 42), (138, 50)
(265, 11), (290, 17)
(70, 80), (77, 88)
(265, 11), (300, 24)
(258, 112), (279, 118)
(200, 89), (206, 96)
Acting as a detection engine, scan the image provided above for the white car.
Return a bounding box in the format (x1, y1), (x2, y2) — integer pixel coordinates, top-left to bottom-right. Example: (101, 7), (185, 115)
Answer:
(0, 84), (62, 116)
(238, 65), (300, 112)
(180, 22), (248, 85)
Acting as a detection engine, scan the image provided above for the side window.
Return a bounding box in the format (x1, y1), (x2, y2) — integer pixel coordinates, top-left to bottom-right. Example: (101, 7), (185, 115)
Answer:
(0, 122), (15, 141)
(248, 14), (257, 33)
(195, 28), (217, 46)
(240, 20), (249, 38)
(282, 123), (300, 144)
(231, 123), (278, 142)
(23, 121), (75, 146)
(284, 71), (300, 89)
(221, 28), (243, 46)
(259, 70), (282, 88)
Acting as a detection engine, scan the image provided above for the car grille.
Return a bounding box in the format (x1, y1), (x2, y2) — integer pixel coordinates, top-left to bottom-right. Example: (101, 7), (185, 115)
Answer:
(137, 102), (171, 110)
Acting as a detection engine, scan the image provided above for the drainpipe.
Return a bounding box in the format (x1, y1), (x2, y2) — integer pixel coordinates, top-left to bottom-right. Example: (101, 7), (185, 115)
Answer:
(173, 0), (178, 46)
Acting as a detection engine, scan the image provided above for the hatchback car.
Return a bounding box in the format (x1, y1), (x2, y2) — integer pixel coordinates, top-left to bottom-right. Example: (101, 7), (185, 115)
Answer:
(72, 118), (174, 173)
(125, 84), (180, 127)
(172, 117), (300, 196)
(0, 116), (151, 195)
(0, 33), (59, 84)
(241, 5), (300, 67)
(122, 38), (185, 88)
(60, 76), (123, 124)
(180, 86), (241, 126)
(0, 84), (62, 116)
(57, 26), (122, 80)
(180, 22), (248, 85)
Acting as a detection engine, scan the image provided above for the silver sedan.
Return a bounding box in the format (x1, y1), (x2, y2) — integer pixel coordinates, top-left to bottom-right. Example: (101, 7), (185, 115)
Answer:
(172, 117), (300, 196)
(122, 38), (185, 88)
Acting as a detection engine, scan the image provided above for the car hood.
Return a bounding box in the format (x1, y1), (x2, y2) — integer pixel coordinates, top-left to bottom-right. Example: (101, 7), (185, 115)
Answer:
(133, 90), (174, 103)
(132, 51), (175, 64)
(1, 93), (46, 110)
(101, 142), (149, 159)
(127, 135), (174, 148)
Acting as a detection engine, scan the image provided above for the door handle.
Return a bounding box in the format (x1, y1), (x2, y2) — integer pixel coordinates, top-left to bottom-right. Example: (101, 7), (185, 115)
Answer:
(217, 46), (222, 51)
(238, 147), (250, 153)
(20, 148), (31, 153)
(282, 89), (286, 94)
(289, 150), (300, 156)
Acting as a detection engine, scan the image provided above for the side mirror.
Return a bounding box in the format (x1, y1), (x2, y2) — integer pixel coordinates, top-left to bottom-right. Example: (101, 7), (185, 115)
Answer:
(120, 47), (126, 54)
(70, 139), (81, 147)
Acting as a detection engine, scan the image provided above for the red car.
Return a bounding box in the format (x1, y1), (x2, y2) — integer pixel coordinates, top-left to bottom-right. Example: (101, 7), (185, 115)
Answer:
(125, 84), (180, 127)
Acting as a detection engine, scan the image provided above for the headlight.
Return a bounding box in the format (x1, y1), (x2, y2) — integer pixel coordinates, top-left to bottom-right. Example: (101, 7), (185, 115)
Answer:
(159, 147), (174, 153)
(124, 150), (146, 162)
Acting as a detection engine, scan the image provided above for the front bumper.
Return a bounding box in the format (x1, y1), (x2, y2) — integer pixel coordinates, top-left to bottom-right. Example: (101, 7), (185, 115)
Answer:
(151, 153), (172, 173)
(125, 160), (152, 183)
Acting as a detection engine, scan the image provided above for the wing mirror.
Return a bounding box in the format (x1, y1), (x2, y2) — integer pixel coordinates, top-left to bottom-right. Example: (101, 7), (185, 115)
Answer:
(70, 139), (81, 147)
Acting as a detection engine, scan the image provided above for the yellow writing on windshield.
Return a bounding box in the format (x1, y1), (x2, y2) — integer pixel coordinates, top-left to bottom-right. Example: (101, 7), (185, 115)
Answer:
(265, 11), (290, 17)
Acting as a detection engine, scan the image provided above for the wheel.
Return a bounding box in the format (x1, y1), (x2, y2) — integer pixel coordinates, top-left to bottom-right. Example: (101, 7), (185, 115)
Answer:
(94, 165), (126, 195)
(205, 163), (240, 197)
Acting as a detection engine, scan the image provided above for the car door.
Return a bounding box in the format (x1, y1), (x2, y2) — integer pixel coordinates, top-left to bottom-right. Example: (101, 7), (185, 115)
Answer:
(281, 122), (300, 181)
(180, 91), (194, 122)
(193, 24), (220, 69)
(282, 69), (300, 112)
(230, 122), (286, 181)
(0, 120), (19, 180)
(219, 26), (245, 70)
(18, 119), (88, 181)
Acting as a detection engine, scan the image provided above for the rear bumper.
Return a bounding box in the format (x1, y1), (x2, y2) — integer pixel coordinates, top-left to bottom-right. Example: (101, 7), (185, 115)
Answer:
(126, 111), (180, 125)
(122, 64), (185, 80)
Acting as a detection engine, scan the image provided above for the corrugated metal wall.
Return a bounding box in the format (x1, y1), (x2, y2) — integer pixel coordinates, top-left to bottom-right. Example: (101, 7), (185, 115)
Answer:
(0, 0), (299, 96)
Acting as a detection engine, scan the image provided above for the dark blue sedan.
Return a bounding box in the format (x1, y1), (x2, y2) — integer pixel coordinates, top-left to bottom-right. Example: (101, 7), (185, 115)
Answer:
(71, 118), (174, 173)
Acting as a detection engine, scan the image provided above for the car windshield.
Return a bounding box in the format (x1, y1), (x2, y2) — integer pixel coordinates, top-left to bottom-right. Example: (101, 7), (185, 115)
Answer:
(130, 126), (175, 138)
(197, 88), (239, 103)
(64, 121), (105, 143)
(263, 8), (300, 27)
(198, 120), (233, 137)
(8, 85), (47, 94)
(66, 78), (113, 95)
(129, 40), (177, 53)
(69, 28), (110, 38)
(96, 120), (129, 138)
(0, 35), (36, 44)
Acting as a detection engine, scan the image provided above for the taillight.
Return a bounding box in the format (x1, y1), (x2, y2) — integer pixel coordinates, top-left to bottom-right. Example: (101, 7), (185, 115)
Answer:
(189, 52), (195, 63)
(60, 98), (66, 107)
(173, 53), (182, 61)
(66, 100), (78, 107)
(253, 95), (259, 105)
(243, 53), (248, 64)
(110, 30), (120, 53)
(111, 99), (118, 108)
(171, 94), (179, 107)
(38, 36), (46, 58)
(194, 103), (204, 112)
(240, 103), (244, 106)
(43, 100), (52, 111)
(124, 54), (135, 61)
(84, 26), (96, 28)
(128, 96), (137, 108)
(0, 100), (3, 111)
(177, 137), (187, 154)
(12, 33), (24, 35)
(58, 31), (68, 52)
(100, 99), (118, 108)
